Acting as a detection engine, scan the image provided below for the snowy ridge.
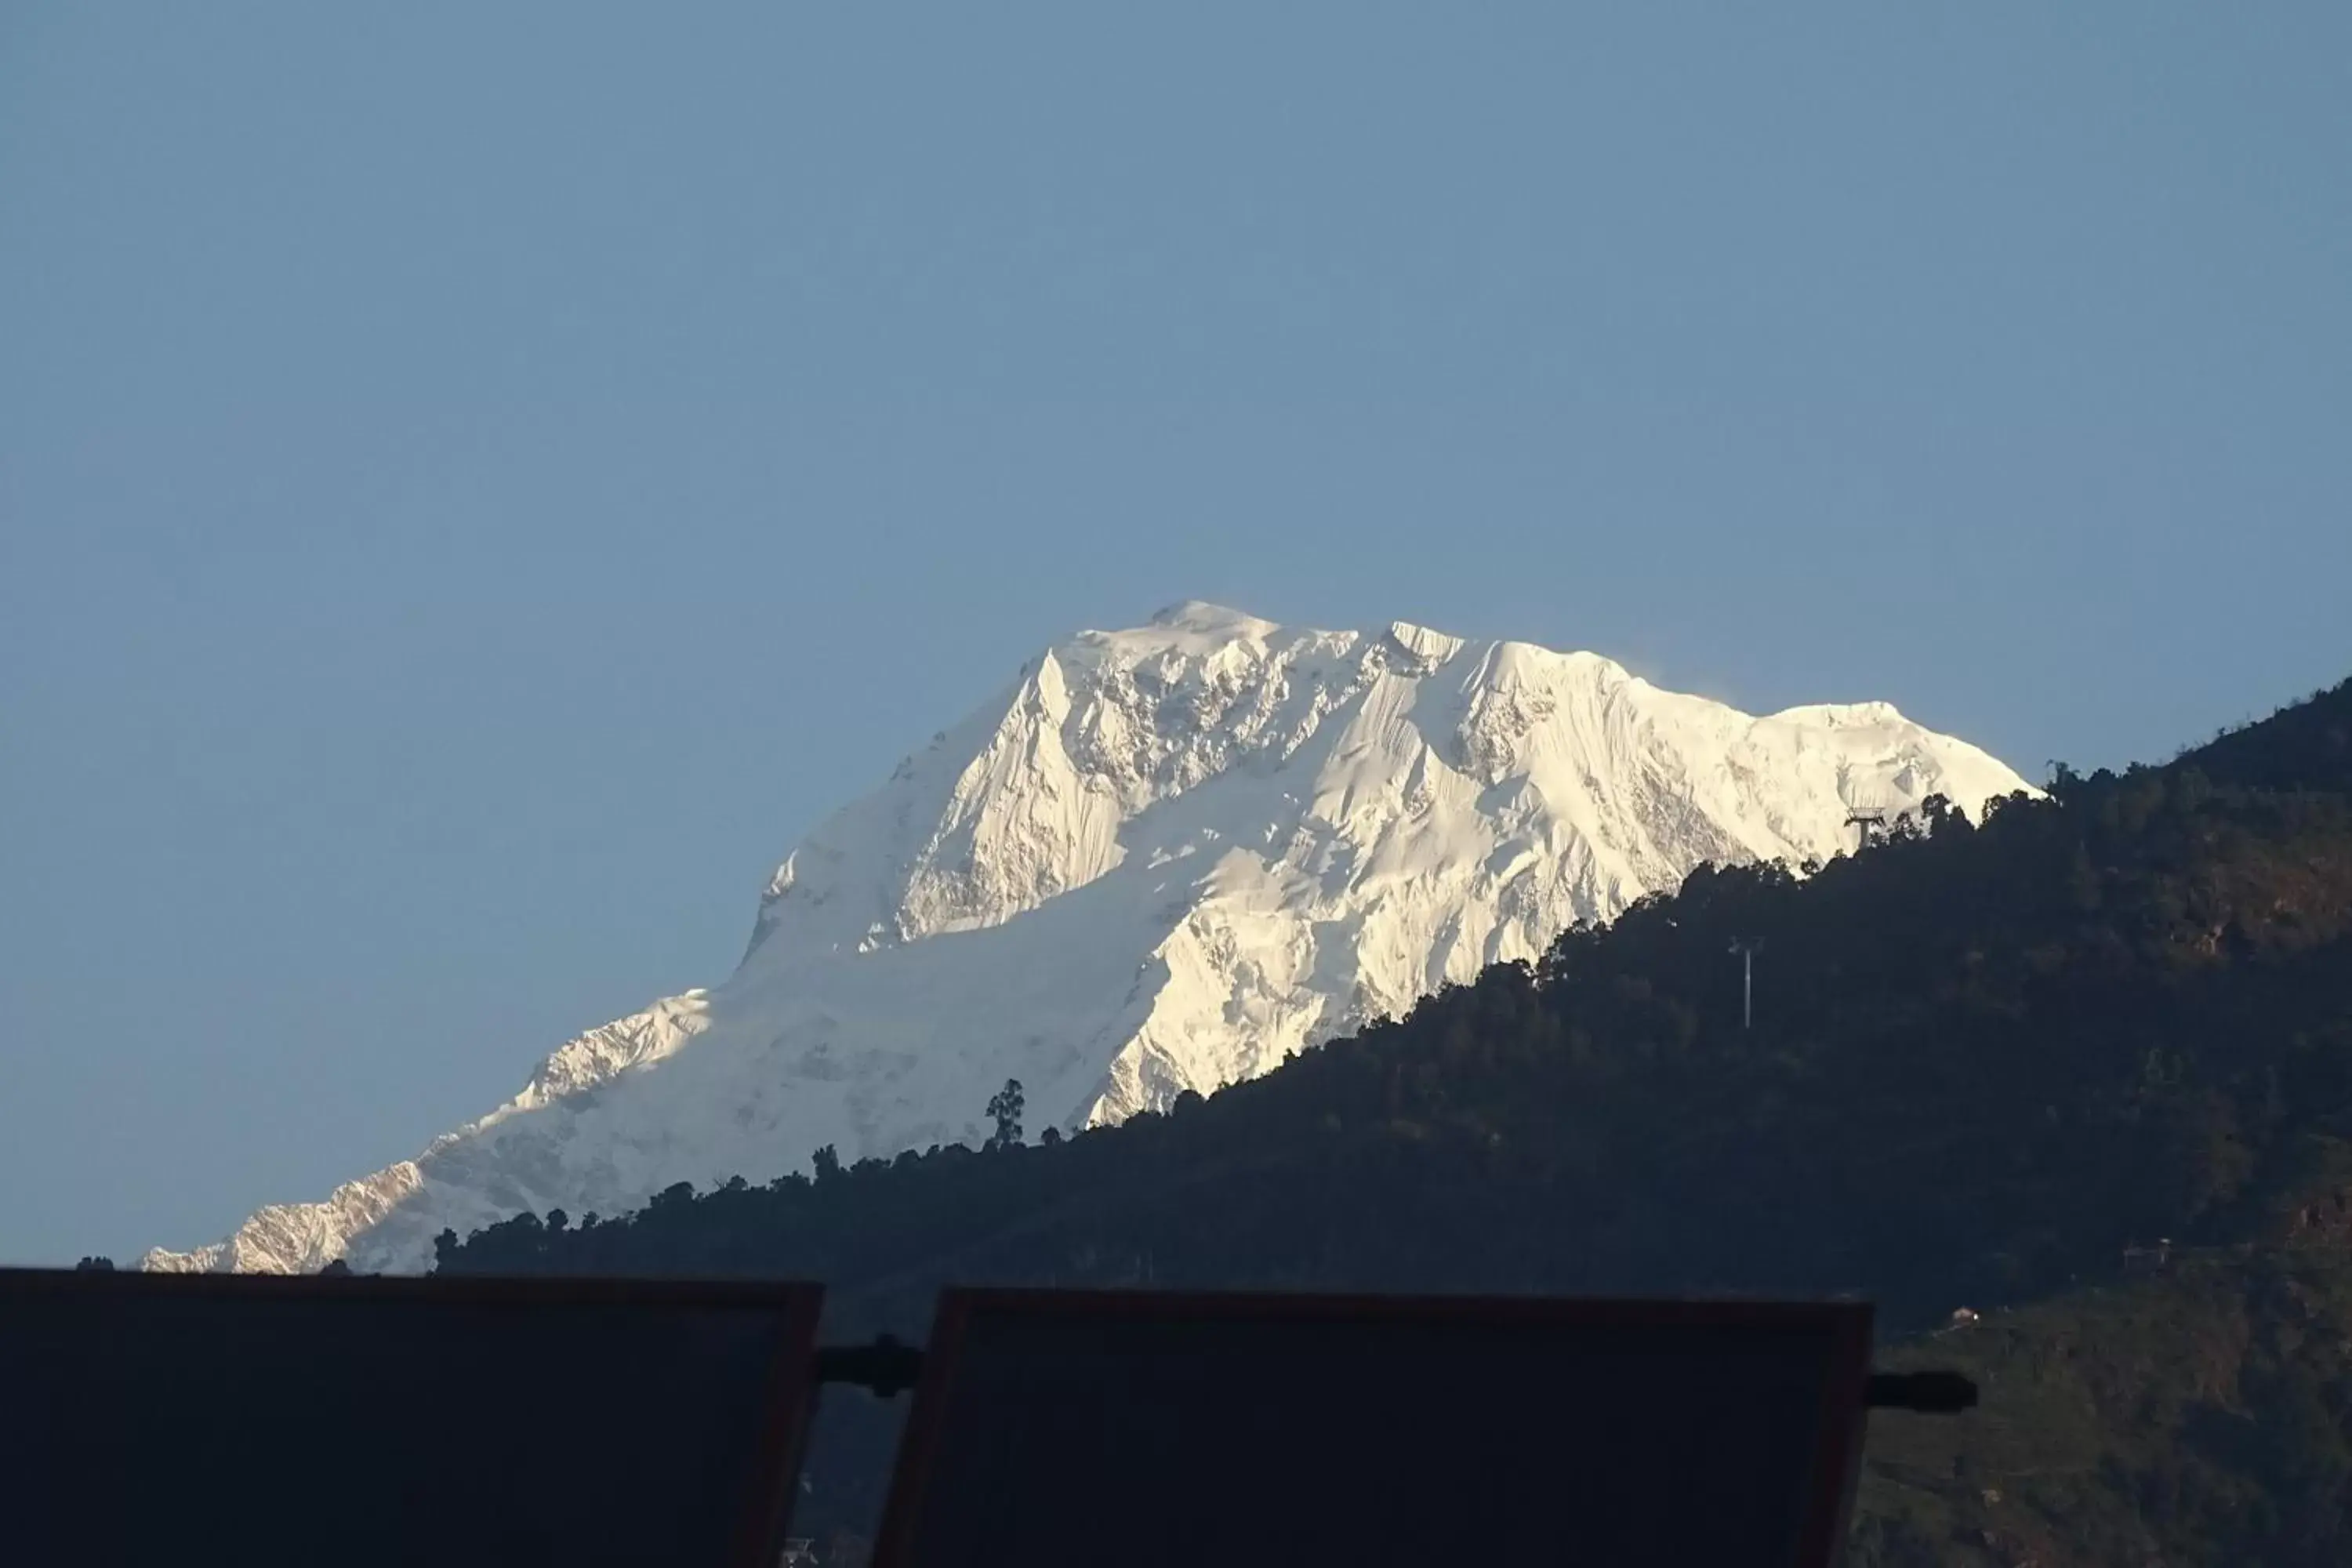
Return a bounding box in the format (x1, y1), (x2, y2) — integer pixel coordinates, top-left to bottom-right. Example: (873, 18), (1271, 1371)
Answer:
(147, 604), (2030, 1273)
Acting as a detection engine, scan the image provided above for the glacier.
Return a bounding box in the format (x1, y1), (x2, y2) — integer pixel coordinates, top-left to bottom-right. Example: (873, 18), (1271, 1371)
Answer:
(145, 603), (2031, 1273)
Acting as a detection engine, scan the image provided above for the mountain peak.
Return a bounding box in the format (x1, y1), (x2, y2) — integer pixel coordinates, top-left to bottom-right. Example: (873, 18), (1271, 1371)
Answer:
(1142, 600), (1279, 637)
(147, 608), (2029, 1275)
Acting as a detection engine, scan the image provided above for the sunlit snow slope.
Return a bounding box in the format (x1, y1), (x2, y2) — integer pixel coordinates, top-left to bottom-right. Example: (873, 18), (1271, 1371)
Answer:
(147, 604), (2030, 1273)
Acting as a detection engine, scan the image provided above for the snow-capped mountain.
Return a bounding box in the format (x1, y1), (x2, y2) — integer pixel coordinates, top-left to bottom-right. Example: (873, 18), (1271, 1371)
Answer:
(146, 604), (2030, 1274)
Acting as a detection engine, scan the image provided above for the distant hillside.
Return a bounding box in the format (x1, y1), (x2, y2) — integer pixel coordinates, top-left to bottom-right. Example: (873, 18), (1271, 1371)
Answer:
(2177, 675), (2351, 793)
(1860, 1232), (2352, 1566)
(442, 673), (2352, 1566)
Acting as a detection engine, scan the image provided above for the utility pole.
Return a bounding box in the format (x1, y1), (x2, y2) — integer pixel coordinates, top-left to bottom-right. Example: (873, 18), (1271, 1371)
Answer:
(1728, 939), (1760, 1029)
(1844, 808), (1887, 855)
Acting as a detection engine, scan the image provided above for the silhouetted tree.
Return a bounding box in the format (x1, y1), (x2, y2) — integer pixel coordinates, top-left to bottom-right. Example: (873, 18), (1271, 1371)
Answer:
(985, 1079), (1025, 1149)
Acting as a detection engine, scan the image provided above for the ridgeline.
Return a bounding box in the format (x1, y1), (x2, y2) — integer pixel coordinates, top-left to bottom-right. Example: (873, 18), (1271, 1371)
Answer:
(442, 677), (2352, 1566)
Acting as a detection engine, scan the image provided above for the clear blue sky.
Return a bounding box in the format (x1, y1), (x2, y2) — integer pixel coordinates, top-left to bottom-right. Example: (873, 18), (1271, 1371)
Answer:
(2, 3), (2346, 1264)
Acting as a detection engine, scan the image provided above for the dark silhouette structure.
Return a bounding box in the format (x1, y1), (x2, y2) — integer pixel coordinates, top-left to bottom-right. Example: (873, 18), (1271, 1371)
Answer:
(1843, 806), (1888, 853)
(0, 1268), (824, 1568)
(873, 1289), (1901, 1568)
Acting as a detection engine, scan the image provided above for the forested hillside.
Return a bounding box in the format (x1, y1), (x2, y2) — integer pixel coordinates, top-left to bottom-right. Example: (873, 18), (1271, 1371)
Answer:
(443, 677), (2352, 1566)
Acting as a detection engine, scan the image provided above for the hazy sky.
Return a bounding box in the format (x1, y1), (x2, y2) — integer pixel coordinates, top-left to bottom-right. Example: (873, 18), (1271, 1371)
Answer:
(3, 3), (2347, 1263)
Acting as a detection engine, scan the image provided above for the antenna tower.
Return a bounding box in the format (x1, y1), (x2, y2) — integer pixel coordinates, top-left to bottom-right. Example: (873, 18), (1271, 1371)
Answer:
(1727, 939), (1761, 1029)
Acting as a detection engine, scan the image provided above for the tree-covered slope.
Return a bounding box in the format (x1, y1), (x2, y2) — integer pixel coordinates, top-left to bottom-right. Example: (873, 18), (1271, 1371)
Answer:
(441, 676), (2352, 1564)
(1859, 1227), (2352, 1566)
